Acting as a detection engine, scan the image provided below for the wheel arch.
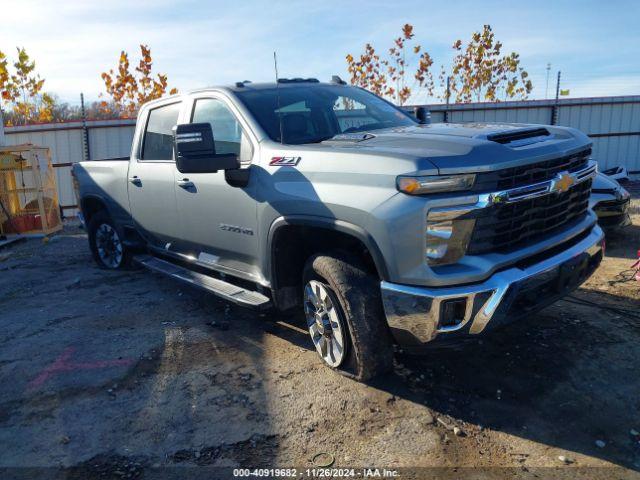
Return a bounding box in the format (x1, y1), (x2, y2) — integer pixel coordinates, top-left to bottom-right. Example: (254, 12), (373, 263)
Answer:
(267, 216), (389, 310)
(80, 195), (111, 226)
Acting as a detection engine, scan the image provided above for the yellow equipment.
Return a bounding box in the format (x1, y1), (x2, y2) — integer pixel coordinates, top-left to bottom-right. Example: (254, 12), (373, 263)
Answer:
(0, 144), (62, 237)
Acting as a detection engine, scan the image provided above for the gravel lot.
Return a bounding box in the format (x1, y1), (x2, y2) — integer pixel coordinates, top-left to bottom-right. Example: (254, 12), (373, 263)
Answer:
(0, 205), (639, 479)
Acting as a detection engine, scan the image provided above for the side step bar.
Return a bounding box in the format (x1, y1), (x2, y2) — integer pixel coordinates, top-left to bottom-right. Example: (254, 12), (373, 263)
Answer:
(134, 255), (271, 310)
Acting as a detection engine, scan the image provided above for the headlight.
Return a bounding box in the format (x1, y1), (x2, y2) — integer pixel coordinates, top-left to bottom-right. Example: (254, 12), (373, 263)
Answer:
(397, 174), (476, 195)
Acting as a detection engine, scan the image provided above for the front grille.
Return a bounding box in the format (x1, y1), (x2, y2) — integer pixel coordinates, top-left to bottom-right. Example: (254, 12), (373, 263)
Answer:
(467, 178), (592, 255)
(473, 148), (591, 192)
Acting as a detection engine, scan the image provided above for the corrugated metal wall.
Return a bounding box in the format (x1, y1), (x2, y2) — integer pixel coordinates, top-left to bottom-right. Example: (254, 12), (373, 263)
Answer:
(420, 95), (640, 171)
(2, 95), (639, 217)
(4, 119), (135, 215)
(88, 124), (136, 160)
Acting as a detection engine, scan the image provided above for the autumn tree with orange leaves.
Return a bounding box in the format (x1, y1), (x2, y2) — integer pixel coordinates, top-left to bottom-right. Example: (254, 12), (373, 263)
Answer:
(346, 24), (434, 105)
(347, 24), (533, 105)
(100, 45), (178, 117)
(443, 25), (533, 103)
(0, 47), (54, 125)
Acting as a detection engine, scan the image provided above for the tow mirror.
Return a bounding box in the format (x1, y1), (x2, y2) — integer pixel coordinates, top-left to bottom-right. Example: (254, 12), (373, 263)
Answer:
(414, 106), (431, 125)
(174, 123), (239, 173)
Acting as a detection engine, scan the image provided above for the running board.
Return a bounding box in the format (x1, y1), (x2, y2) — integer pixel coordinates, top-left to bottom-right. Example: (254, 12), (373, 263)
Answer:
(134, 255), (271, 310)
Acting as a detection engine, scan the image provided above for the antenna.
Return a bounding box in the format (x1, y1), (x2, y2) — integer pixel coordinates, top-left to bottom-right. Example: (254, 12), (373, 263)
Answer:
(274, 51), (284, 145)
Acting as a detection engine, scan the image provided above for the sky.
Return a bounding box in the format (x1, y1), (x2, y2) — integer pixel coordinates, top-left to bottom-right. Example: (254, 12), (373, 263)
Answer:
(1, 0), (639, 105)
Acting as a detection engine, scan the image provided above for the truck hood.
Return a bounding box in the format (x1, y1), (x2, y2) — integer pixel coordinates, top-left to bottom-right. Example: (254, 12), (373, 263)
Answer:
(321, 123), (591, 175)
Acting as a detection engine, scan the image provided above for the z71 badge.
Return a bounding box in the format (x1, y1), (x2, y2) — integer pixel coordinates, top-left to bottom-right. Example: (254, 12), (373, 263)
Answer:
(270, 156), (301, 166)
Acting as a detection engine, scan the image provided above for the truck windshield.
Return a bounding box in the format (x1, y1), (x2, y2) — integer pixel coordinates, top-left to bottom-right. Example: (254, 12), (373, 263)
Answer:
(235, 85), (416, 144)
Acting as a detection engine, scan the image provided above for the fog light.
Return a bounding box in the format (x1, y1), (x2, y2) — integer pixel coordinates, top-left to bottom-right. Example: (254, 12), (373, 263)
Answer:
(440, 298), (467, 328)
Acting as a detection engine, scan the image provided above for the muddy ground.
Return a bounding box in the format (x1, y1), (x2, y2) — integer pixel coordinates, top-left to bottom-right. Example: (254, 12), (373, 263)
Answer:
(0, 205), (639, 479)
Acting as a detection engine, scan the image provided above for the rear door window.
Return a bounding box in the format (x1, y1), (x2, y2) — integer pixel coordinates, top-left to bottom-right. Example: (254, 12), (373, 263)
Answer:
(141, 102), (181, 160)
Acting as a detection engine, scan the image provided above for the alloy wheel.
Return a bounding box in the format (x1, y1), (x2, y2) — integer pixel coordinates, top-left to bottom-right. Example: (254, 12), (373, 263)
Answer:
(95, 223), (123, 268)
(303, 280), (347, 367)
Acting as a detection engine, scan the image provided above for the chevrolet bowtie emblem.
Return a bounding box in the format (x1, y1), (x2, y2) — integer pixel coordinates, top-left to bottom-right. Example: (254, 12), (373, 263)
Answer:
(552, 172), (575, 194)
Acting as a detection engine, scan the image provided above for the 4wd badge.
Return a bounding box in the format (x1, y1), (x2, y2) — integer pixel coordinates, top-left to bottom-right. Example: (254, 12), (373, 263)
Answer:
(270, 156), (301, 166)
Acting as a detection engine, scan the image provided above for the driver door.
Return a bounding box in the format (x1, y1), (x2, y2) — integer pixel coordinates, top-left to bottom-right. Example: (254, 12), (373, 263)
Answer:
(172, 95), (260, 280)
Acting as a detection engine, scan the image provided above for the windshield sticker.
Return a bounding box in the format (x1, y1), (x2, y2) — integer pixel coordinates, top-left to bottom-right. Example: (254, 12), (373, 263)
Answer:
(330, 133), (376, 142)
(270, 156), (301, 166)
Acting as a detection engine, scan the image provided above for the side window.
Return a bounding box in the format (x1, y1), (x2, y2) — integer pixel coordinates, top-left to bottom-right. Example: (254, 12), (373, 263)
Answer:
(192, 98), (253, 163)
(141, 102), (181, 160)
(278, 100), (318, 144)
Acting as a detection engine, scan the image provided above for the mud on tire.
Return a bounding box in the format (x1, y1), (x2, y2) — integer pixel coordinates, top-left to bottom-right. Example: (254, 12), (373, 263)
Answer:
(302, 251), (394, 381)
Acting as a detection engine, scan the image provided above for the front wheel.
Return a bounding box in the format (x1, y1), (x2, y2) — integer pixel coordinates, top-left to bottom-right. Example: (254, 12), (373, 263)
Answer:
(302, 252), (394, 381)
(88, 211), (131, 269)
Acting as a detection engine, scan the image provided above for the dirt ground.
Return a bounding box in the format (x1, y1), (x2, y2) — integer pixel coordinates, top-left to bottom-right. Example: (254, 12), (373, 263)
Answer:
(0, 204), (639, 479)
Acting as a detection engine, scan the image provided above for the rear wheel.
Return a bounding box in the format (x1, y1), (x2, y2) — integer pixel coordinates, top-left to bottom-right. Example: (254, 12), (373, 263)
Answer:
(88, 211), (131, 269)
(302, 252), (394, 381)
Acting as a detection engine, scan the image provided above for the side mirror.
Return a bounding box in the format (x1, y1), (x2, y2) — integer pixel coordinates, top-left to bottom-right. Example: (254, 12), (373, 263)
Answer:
(174, 123), (240, 173)
(414, 106), (431, 125)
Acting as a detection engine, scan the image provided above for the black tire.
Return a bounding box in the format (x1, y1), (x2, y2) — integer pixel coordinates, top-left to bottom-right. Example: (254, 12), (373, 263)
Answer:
(88, 210), (132, 269)
(302, 251), (394, 381)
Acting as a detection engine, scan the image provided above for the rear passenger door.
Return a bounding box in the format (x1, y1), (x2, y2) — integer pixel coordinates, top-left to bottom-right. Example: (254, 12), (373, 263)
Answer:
(128, 101), (181, 248)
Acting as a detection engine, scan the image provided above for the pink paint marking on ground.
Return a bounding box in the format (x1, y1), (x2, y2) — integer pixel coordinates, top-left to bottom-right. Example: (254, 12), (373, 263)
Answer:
(27, 346), (133, 390)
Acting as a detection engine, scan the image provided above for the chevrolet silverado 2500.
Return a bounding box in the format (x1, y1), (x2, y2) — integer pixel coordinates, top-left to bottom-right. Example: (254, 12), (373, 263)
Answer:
(73, 78), (604, 380)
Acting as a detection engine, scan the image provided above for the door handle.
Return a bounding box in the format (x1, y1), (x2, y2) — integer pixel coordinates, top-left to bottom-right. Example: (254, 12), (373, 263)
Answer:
(177, 178), (195, 188)
(129, 176), (142, 186)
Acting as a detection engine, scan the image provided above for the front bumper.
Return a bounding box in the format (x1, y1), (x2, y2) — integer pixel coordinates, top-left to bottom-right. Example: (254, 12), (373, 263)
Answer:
(381, 225), (605, 346)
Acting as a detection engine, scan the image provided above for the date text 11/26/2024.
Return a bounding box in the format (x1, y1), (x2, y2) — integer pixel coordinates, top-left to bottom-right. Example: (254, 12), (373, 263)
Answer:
(232, 468), (399, 478)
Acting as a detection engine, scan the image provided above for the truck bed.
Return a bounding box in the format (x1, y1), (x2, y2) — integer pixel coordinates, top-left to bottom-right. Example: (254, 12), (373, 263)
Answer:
(73, 159), (133, 227)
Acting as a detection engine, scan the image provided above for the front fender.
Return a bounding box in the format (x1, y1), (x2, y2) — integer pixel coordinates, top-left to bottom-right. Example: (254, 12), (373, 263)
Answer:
(266, 215), (390, 286)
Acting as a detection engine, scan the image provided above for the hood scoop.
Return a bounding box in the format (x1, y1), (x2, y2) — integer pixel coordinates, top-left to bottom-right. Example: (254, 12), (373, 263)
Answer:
(485, 127), (551, 147)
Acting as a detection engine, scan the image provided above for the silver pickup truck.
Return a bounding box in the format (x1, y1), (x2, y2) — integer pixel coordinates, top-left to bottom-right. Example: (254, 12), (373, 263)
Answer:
(73, 78), (604, 380)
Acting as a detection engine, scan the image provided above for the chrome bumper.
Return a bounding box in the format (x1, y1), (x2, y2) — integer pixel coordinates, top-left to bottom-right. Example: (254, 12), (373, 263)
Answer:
(381, 225), (605, 346)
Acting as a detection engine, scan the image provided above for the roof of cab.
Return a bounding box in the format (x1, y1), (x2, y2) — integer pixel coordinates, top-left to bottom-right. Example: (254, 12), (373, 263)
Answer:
(140, 79), (347, 109)
(191, 79), (346, 94)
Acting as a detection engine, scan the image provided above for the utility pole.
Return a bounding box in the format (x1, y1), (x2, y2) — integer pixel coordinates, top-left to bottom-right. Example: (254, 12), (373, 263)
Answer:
(551, 71), (561, 125)
(545, 63), (551, 99)
(0, 107), (5, 146)
(80, 93), (90, 161)
(444, 76), (451, 124)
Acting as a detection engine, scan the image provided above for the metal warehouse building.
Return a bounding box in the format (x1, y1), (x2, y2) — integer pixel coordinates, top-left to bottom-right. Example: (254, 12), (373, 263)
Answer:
(1, 94), (638, 217)
(424, 95), (640, 172)
(2, 119), (136, 216)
